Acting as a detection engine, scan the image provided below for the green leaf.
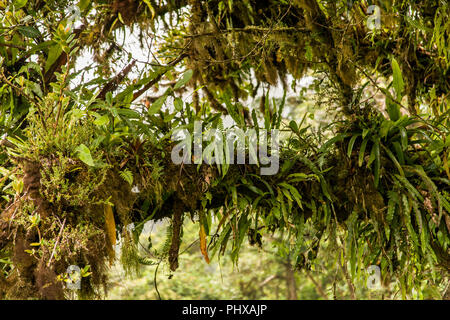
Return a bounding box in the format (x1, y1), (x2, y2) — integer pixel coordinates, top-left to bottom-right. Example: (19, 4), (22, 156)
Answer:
(347, 134), (360, 157)
(372, 140), (381, 187)
(119, 169), (133, 185)
(174, 69), (193, 90)
(249, 174), (274, 197)
(252, 109), (259, 138)
(392, 141), (405, 165)
(289, 120), (299, 135)
(224, 94), (244, 127)
(358, 137), (369, 167)
(287, 173), (319, 182)
(174, 97), (183, 112)
(117, 108), (141, 119)
(13, 0), (28, 9)
(382, 143), (405, 176)
(148, 94), (167, 115)
(142, 0), (156, 18)
(362, 128), (370, 139)
(275, 90), (286, 129)
(106, 92), (113, 105)
(379, 119), (393, 138)
(395, 174), (423, 201)
(93, 114), (109, 126)
(320, 179), (332, 201)
(280, 187), (293, 202)
(17, 26), (41, 38)
(391, 57), (404, 99)
(400, 127), (408, 151)
(386, 194), (397, 225)
(278, 182), (303, 209)
(78, 0), (91, 11)
(245, 185), (264, 196)
(319, 133), (351, 154)
(386, 98), (401, 122)
(45, 44), (63, 72)
(75, 144), (95, 167)
(367, 142), (376, 167)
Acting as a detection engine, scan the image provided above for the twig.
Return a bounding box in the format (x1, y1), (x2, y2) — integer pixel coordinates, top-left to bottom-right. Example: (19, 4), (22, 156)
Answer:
(132, 52), (188, 102)
(305, 271), (329, 300)
(259, 274), (278, 288)
(97, 60), (137, 100)
(192, 4), (294, 64)
(47, 218), (66, 267)
(184, 26), (307, 38)
(338, 261), (357, 300)
(154, 259), (162, 300)
(0, 43), (26, 50)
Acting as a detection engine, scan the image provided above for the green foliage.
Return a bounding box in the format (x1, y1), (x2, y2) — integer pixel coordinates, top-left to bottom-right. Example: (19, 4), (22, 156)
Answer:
(0, 0), (449, 300)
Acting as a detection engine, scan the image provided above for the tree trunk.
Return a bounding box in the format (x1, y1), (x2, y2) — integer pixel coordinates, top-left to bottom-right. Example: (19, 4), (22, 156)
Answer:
(285, 259), (298, 300)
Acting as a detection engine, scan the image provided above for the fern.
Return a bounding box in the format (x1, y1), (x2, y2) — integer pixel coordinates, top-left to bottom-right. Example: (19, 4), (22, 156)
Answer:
(161, 223), (173, 258)
(119, 169), (133, 186)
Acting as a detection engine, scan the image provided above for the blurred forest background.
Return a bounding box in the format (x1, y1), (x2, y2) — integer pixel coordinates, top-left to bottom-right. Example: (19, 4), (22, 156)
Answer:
(107, 219), (444, 300)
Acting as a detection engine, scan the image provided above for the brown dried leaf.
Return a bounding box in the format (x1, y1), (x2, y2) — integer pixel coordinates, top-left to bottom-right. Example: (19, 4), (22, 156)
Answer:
(199, 224), (210, 264)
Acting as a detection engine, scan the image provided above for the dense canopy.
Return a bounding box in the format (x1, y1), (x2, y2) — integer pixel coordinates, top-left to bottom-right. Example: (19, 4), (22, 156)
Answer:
(0, 0), (449, 299)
